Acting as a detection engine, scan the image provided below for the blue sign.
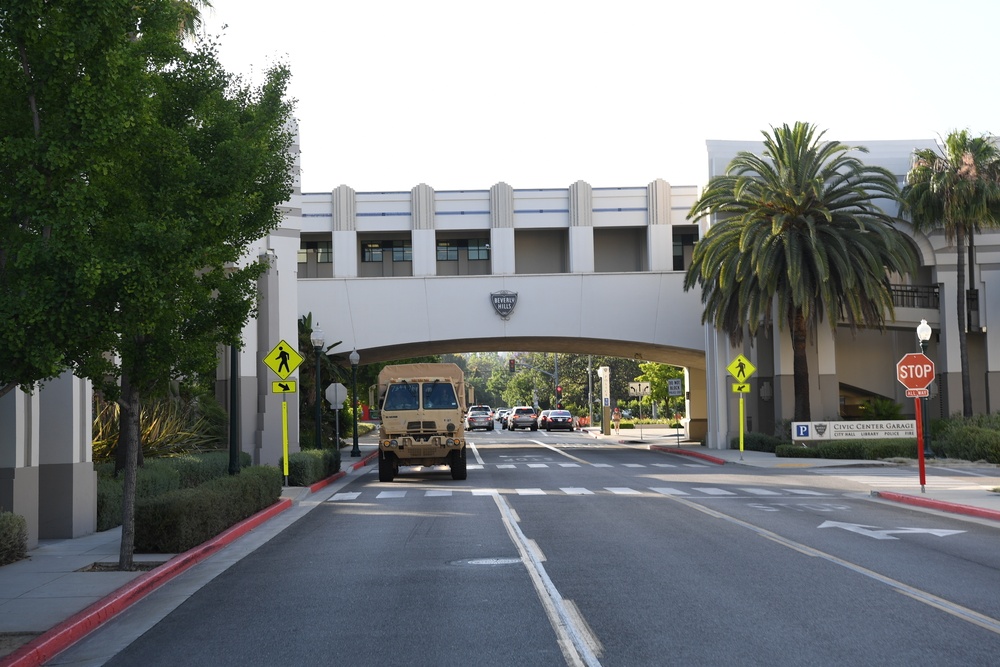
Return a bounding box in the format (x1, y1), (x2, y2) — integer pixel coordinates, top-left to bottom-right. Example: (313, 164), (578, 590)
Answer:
(795, 424), (810, 438)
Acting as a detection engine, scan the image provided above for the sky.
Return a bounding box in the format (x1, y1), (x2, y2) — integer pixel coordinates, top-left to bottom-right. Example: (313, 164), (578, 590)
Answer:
(200, 0), (1000, 194)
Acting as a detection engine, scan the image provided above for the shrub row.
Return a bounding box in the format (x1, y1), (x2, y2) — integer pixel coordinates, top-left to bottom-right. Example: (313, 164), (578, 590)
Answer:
(0, 511), (28, 566)
(134, 466), (283, 553)
(934, 424), (1000, 463)
(280, 448), (340, 487)
(96, 451), (252, 531)
(775, 439), (919, 459)
(730, 431), (786, 453)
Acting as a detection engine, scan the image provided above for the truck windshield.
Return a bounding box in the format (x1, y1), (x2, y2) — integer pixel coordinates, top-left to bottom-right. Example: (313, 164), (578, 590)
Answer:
(383, 383), (419, 411)
(422, 382), (458, 409)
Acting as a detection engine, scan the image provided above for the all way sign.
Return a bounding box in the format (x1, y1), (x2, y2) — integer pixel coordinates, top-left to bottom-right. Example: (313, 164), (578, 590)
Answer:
(819, 521), (964, 540)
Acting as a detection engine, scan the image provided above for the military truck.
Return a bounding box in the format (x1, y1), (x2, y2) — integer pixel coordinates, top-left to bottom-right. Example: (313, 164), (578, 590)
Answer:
(375, 363), (467, 482)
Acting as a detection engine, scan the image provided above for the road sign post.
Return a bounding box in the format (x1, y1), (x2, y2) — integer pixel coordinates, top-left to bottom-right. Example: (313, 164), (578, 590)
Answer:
(264, 340), (304, 483)
(897, 352), (935, 492)
(727, 355), (756, 460)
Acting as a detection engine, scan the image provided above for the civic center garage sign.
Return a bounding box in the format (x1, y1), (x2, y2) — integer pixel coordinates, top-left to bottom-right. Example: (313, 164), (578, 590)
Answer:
(793, 420), (916, 441)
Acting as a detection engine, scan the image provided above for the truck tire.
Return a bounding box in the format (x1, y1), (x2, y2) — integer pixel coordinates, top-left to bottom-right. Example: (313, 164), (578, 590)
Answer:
(450, 448), (467, 481)
(378, 451), (396, 482)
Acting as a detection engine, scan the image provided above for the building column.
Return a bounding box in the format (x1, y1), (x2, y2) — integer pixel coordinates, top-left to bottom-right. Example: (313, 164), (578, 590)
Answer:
(568, 181), (595, 273)
(331, 184), (358, 278)
(38, 374), (96, 539)
(411, 184), (436, 276)
(0, 388), (41, 548)
(647, 179), (674, 271)
(490, 182), (515, 275)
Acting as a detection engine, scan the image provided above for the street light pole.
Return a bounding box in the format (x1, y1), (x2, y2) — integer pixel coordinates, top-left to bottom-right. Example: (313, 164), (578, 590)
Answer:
(917, 319), (934, 459)
(310, 327), (325, 451)
(350, 348), (361, 457)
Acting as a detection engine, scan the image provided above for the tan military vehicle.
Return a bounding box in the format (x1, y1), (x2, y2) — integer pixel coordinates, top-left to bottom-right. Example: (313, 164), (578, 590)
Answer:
(375, 363), (467, 482)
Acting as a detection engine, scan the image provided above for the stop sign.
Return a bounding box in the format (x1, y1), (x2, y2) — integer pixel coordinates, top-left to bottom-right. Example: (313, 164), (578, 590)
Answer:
(897, 353), (935, 390)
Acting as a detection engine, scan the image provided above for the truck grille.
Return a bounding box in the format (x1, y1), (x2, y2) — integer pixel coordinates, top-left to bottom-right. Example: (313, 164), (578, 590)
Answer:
(406, 421), (438, 435)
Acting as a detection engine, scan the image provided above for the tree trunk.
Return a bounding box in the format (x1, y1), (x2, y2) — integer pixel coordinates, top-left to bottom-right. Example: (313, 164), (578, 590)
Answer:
(117, 372), (141, 570)
(956, 225), (972, 417)
(790, 308), (811, 422)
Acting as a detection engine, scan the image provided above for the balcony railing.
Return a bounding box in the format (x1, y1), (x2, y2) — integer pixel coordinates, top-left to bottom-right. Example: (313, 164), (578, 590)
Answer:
(890, 284), (939, 309)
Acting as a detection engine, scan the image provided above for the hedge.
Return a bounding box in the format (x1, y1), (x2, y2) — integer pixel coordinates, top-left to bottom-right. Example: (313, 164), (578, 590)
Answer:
(775, 439), (919, 459)
(280, 448), (340, 486)
(134, 466), (283, 553)
(0, 511), (28, 566)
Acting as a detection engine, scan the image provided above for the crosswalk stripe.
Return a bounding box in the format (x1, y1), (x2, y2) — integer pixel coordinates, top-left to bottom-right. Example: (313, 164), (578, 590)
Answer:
(741, 488), (782, 496)
(561, 488), (594, 495)
(693, 487), (736, 495)
(651, 487), (689, 496)
(377, 490), (406, 499)
(559, 463), (582, 468)
(652, 463), (677, 468)
(785, 489), (829, 496)
(527, 463), (550, 468)
(496, 464), (516, 469)
(329, 492), (361, 501)
(517, 488), (546, 495)
(592, 463), (614, 468)
(425, 490), (452, 497)
(683, 463), (709, 468)
(605, 487), (641, 495)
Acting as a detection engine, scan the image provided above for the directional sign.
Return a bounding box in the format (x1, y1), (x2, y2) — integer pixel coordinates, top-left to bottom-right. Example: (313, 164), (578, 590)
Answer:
(727, 354), (756, 382)
(819, 521), (964, 540)
(629, 382), (651, 396)
(732, 383), (751, 393)
(272, 381), (297, 394)
(263, 340), (303, 380)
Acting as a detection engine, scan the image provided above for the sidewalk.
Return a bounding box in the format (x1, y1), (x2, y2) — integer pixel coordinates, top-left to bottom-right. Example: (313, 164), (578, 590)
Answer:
(4, 430), (1000, 665)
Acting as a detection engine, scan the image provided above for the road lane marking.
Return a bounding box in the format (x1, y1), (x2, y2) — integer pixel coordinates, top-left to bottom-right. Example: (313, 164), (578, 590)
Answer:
(561, 488), (594, 495)
(493, 492), (603, 667)
(605, 487), (641, 495)
(656, 492), (1000, 637)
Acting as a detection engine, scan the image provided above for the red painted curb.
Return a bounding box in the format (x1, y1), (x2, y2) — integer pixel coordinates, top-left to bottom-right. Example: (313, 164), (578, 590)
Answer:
(874, 491), (1000, 522)
(1, 497), (292, 667)
(650, 445), (726, 465)
(306, 450), (377, 493)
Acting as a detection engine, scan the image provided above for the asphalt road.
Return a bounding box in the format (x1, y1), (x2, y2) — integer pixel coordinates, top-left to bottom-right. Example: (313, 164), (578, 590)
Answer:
(59, 429), (1000, 666)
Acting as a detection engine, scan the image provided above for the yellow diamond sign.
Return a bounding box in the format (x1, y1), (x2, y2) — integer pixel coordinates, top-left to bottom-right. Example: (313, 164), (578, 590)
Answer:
(264, 340), (303, 380)
(727, 354), (756, 382)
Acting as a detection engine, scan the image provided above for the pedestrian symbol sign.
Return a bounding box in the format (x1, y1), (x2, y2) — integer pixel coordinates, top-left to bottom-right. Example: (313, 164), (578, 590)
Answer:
(264, 340), (303, 380)
(727, 354), (756, 382)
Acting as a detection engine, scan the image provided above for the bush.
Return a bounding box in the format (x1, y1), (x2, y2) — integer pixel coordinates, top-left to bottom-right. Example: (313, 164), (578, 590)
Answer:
(732, 431), (786, 453)
(134, 465), (283, 553)
(775, 444), (816, 458)
(281, 448), (340, 486)
(936, 424), (1000, 463)
(775, 439), (919, 459)
(0, 511), (28, 566)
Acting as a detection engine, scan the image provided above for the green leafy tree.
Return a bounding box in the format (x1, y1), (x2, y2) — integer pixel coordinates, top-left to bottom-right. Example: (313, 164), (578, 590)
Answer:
(0, 0), (294, 568)
(902, 130), (1000, 417)
(685, 122), (917, 422)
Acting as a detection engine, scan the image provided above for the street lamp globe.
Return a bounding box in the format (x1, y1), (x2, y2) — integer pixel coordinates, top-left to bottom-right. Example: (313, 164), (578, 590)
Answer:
(310, 327), (325, 350)
(916, 319), (932, 352)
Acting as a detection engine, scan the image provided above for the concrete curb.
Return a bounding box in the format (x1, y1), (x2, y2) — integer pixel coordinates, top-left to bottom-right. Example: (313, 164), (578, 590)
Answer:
(308, 450), (377, 493)
(1, 498), (293, 667)
(873, 491), (1000, 522)
(650, 445), (726, 465)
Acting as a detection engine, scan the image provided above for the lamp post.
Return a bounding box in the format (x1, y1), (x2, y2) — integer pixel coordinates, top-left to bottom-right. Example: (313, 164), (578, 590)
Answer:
(310, 326), (325, 451)
(917, 319), (934, 459)
(350, 348), (361, 457)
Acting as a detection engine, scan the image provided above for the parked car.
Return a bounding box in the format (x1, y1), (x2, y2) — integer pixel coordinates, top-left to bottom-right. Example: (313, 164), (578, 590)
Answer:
(545, 409), (574, 431)
(466, 406), (494, 431)
(508, 406), (538, 431)
(537, 410), (551, 429)
(496, 408), (510, 424)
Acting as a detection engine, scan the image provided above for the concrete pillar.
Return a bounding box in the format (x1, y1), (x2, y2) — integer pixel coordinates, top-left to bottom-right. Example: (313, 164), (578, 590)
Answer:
(331, 184), (358, 278)
(411, 184), (436, 276)
(0, 388), (41, 548)
(647, 179), (674, 271)
(38, 374), (96, 538)
(490, 182), (515, 275)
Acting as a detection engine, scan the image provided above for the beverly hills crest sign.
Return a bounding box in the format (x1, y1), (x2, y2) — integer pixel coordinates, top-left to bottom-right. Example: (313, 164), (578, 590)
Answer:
(490, 290), (517, 320)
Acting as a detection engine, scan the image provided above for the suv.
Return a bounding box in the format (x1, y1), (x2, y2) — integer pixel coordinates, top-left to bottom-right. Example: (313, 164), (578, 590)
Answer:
(508, 406), (538, 431)
(466, 405), (494, 431)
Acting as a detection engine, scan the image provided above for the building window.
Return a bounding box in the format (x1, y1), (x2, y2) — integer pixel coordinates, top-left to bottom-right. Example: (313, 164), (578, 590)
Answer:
(299, 241), (332, 264)
(437, 242), (458, 261)
(673, 231), (698, 271)
(362, 242), (382, 262)
(468, 239), (490, 261)
(392, 241), (412, 262)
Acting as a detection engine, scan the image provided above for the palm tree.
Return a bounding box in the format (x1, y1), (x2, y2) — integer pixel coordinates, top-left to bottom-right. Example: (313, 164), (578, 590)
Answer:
(901, 130), (1000, 417)
(684, 122), (917, 422)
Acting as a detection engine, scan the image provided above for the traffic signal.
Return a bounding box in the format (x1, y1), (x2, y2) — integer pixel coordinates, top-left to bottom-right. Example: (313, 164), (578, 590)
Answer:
(509, 358), (515, 373)
(556, 385), (562, 398)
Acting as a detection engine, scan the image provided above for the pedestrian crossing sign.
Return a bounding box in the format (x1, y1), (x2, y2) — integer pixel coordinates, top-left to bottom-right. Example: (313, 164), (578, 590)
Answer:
(726, 354), (756, 382)
(264, 340), (303, 380)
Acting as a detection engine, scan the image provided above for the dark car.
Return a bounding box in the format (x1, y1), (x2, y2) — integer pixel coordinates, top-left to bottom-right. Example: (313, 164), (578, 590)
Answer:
(545, 409), (574, 431)
(466, 406), (494, 431)
(508, 406), (538, 431)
